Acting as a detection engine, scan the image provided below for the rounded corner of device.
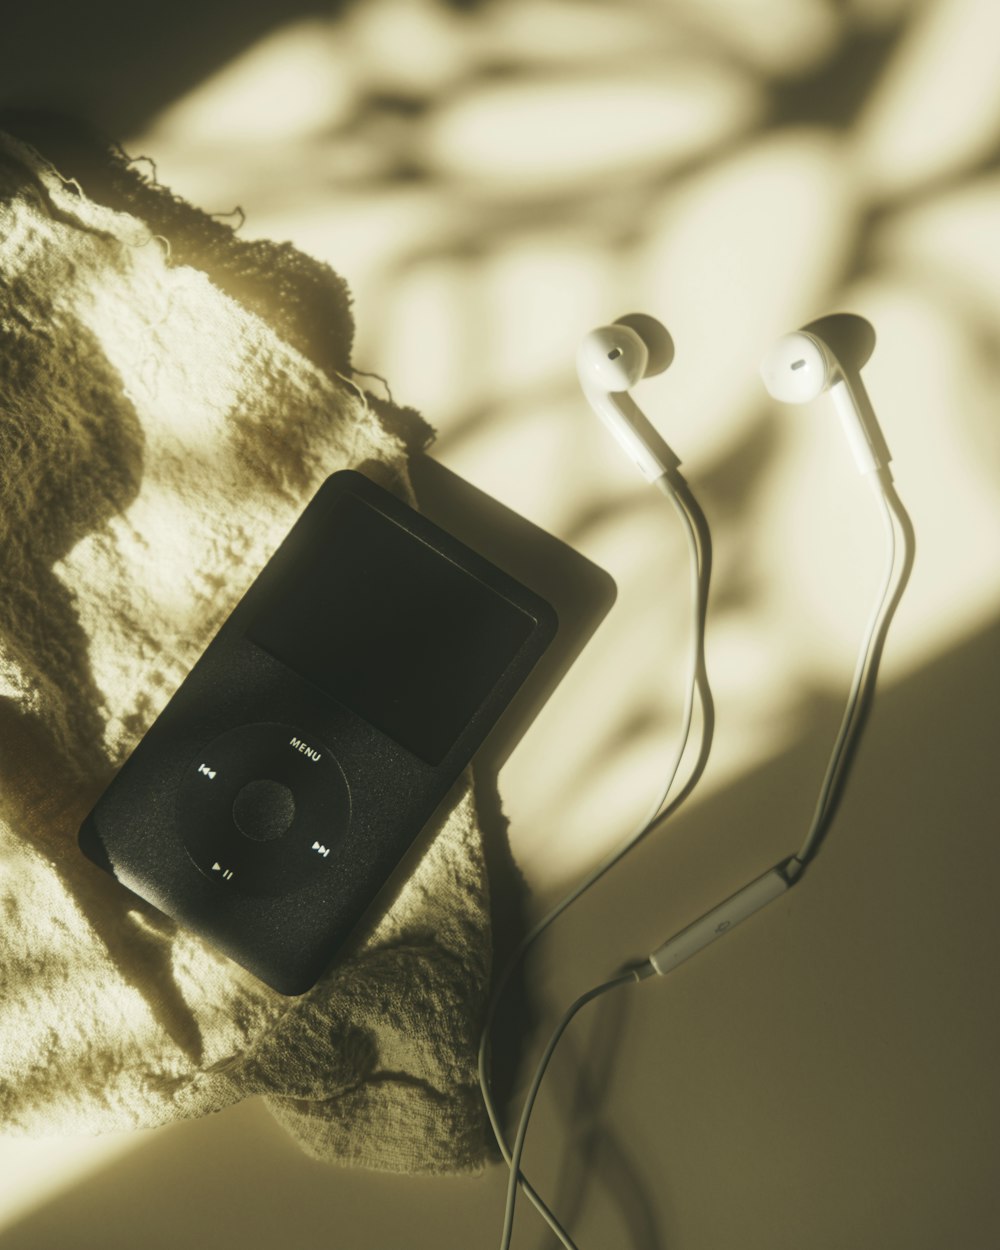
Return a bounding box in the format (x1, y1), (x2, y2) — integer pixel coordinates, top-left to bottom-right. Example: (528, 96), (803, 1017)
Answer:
(77, 814), (112, 874)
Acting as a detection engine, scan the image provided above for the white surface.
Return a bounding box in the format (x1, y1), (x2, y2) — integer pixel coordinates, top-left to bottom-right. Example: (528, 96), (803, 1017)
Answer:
(3, 1), (1000, 1247)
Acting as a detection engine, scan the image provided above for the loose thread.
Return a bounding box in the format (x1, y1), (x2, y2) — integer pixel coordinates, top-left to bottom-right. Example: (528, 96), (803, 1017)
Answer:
(124, 232), (173, 265)
(50, 169), (85, 198)
(334, 370), (373, 418)
(30, 144), (175, 267)
(209, 206), (246, 232)
(113, 143), (161, 186)
(349, 367), (394, 406)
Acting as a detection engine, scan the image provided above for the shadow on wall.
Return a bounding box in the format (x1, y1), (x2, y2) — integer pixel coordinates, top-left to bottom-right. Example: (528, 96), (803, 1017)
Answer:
(530, 612), (1000, 1250)
(0, 0), (349, 136)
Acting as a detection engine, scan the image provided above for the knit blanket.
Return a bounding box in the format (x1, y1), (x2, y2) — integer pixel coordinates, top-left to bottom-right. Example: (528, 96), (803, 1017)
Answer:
(0, 121), (491, 1173)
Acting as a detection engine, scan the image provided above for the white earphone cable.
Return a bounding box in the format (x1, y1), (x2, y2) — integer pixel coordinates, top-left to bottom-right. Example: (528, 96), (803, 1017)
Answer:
(479, 474), (708, 1250)
(789, 472), (904, 876)
(495, 467), (909, 1250)
(498, 968), (641, 1250)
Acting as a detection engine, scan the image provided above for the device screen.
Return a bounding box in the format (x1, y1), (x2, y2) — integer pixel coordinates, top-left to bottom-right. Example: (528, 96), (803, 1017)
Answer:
(248, 491), (537, 765)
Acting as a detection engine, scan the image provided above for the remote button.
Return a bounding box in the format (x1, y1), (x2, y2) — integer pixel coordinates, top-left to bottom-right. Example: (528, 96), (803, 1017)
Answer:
(232, 779), (296, 842)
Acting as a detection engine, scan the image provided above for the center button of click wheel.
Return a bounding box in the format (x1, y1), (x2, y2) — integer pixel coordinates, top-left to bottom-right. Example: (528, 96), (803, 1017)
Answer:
(232, 778), (297, 842)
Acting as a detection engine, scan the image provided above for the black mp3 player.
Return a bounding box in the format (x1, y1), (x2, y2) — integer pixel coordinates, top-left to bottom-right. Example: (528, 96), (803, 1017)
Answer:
(79, 469), (557, 994)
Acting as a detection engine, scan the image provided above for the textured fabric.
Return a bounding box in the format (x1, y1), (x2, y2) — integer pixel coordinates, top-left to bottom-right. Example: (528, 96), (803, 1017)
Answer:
(0, 126), (491, 1173)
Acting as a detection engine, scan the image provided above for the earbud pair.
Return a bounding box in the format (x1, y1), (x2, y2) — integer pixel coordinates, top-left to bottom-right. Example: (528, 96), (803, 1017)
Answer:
(577, 322), (885, 479)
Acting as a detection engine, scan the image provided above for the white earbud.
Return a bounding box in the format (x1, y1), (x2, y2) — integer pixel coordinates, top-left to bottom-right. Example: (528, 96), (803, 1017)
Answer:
(577, 324), (674, 483)
(760, 330), (882, 476)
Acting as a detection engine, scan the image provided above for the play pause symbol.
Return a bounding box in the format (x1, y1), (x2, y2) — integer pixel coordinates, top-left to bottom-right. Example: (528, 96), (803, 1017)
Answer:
(212, 862), (235, 881)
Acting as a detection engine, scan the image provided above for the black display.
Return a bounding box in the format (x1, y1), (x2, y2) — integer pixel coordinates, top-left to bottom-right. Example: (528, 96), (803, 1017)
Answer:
(249, 494), (536, 765)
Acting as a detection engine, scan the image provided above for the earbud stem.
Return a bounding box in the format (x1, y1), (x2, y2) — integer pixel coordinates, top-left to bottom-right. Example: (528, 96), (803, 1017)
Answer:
(581, 384), (676, 483)
(830, 380), (881, 476)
